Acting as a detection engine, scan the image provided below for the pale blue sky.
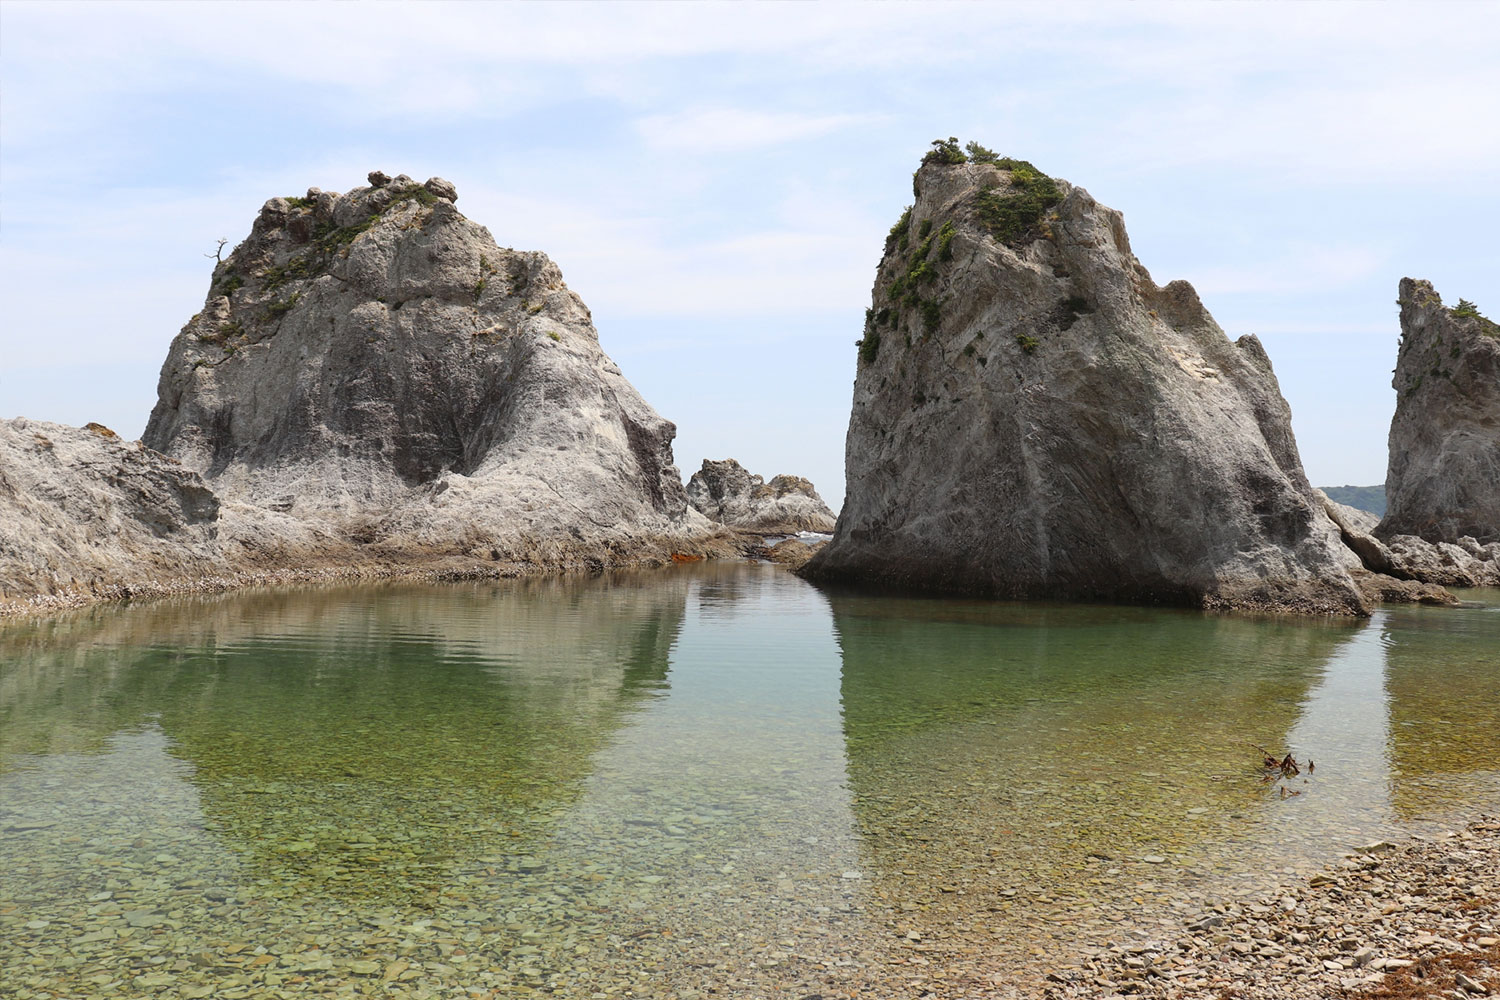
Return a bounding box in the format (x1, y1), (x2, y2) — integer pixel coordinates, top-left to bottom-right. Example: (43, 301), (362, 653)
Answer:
(3, 2), (1496, 508)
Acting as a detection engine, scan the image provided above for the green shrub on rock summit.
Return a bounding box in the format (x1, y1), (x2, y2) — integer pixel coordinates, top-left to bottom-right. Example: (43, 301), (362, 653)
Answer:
(1451, 298), (1500, 336)
(974, 160), (1063, 246)
(922, 137), (968, 166)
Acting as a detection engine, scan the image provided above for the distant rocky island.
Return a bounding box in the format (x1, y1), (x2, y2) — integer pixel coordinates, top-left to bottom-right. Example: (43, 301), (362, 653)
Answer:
(2, 159), (1495, 617)
(686, 459), (836, 535)
(801, 139), (1497, 613)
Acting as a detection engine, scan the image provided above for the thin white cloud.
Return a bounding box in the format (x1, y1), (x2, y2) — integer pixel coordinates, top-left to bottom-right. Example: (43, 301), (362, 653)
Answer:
(1189, 244), (1389, 297)
(461, 181), (877, 321)
(636, 108), (875, 154)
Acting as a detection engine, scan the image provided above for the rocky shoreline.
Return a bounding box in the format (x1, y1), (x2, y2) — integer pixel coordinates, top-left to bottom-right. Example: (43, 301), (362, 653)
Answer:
(0, 537), (746, 620)
(1043, 816), (1500, 1000)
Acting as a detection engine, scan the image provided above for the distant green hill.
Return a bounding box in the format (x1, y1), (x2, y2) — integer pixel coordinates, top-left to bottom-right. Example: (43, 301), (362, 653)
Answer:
(1321, 484), (1386, 518)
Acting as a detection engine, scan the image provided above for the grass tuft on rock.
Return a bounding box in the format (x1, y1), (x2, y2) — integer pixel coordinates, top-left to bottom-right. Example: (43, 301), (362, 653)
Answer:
(975, 160), (1063, 247)
(887, 207), (913, 253)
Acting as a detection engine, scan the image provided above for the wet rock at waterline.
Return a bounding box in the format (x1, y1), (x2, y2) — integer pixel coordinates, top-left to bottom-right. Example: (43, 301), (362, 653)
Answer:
(804, 141), (1376, 615)
(686, 458), (837, 534)
(1379, 279), (1500, 547)
(765, 537), (826, 570)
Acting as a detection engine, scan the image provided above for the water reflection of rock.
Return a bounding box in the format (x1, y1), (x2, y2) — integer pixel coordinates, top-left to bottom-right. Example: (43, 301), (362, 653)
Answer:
(1383, 592), (1500, 819)
(495, 563), (887, 998)
(829, 592), (1356, 979)
(0, 570), (693, 902)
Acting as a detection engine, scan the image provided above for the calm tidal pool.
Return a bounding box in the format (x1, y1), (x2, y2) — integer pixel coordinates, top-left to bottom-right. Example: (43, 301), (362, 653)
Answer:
(2, 565), (1497, 998)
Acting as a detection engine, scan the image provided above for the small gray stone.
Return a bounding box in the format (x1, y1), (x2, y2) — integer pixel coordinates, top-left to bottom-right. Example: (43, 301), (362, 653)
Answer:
(1456, 972), (1491, 995)
(423, 176), (457, 202)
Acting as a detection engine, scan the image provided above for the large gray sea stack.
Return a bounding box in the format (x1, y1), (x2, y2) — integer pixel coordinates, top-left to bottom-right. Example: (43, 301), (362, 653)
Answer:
(142, 173), (722, 574)
(1320, 280), (1500, 590)
(1, 173), (727, 614)
(1380, 279), (1500, 545)
(685, 459), (837, 534)
(803, 143), (1372, 615)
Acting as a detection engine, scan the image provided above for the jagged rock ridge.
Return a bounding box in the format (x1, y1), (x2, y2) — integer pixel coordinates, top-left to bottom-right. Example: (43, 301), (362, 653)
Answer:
(1323, 280), (1500, 591)
(802, 140), (1379, 615)
(685, 459), (837, 534)
(1380, 279), (1500, 545)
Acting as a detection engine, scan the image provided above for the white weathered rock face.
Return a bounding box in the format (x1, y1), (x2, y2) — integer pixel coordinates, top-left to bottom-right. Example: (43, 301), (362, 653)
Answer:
(804, 147), (1371, 615)
(143, 173), (720, 575)
(1380, 279), (1500, 546)
(1, 173), (731, 614)
(685, 459), (837, 534)
(0, 419), (225, 600)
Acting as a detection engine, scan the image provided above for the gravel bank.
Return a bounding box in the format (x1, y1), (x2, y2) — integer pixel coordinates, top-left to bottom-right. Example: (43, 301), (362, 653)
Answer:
(1046, 816), (1500, 999)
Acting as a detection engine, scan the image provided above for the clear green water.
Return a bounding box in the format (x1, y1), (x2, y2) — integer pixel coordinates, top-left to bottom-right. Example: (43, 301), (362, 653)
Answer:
(1, 566), (1497, 998)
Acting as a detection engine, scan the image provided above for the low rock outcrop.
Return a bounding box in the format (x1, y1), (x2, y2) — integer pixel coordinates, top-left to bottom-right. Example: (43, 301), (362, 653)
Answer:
(0, 418), (225, 602)
(2, 173), (730, 614)
(1319, 495), (1470, 600)
(685, 459), (837, 534)
(802, 141), (1375, 615)
(1379, 280), (1500, 545)
(764, 537), (823, 570)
